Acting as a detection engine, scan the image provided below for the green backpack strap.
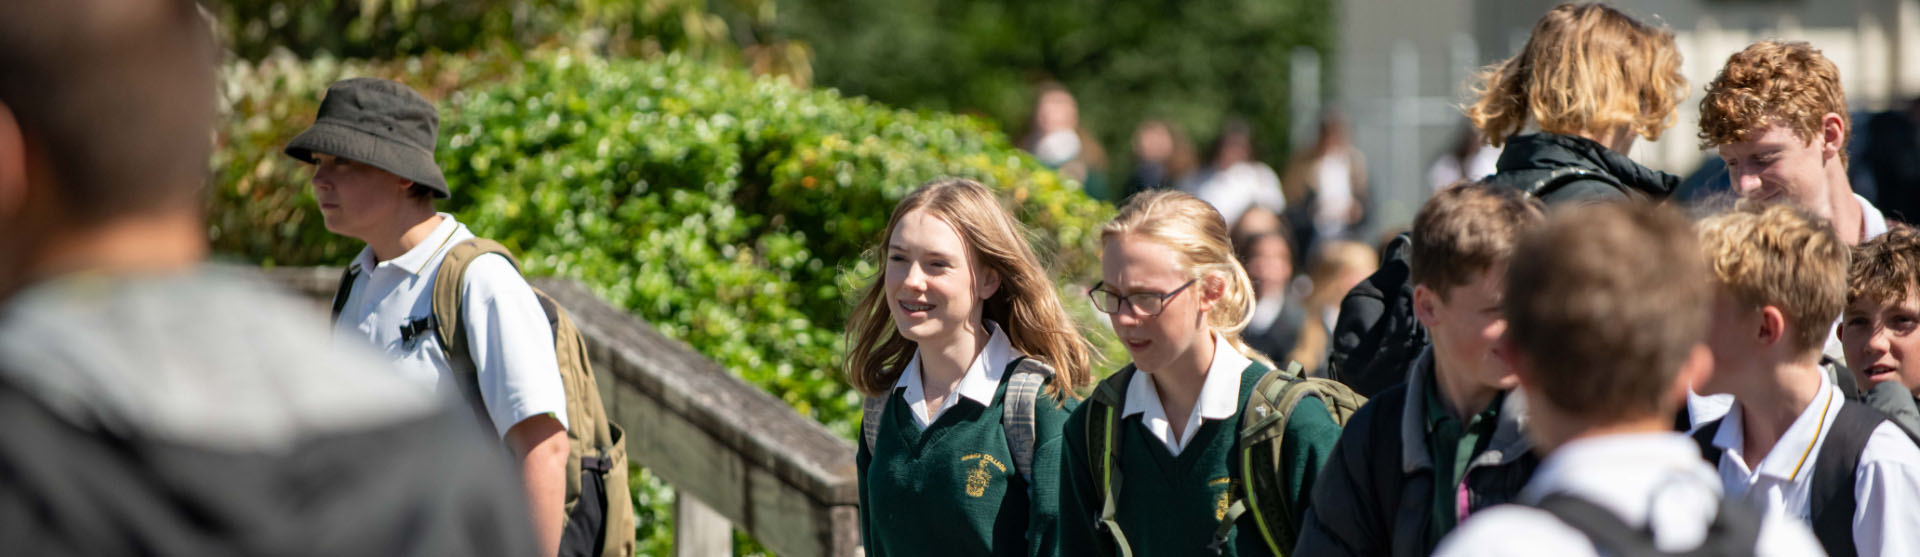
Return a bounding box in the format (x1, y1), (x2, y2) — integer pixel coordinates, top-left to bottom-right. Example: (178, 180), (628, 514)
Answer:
(431, 238), (523, 429)
(1217, 361), (1367, 556)
(1002, 356), (1053, 486)
(1085, 364), (1137, 557)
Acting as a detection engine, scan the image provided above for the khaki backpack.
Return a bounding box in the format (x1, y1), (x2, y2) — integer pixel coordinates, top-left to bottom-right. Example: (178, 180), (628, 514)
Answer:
(332, 238), (636, 557)
(1084, 360), (1364, 556)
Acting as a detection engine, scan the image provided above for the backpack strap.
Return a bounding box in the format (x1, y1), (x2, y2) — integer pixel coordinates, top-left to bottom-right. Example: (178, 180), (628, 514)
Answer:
(1220, 361), (1310, 555)
(860, 393), (888, 455)
(1086, 365), (1136, 557)
(431, 238), (524, 430)
(1691, 418), (1726, 465)
(1807, 400), (1884, 557)
(1823, 355), (1866, 403)
(1534, 491), (1763, 557)
(1002, 356), (1053, 485)
(1528, 167), (1632, 201)
(328, 264), (362, 325)
(1533, 493), (1662, 555)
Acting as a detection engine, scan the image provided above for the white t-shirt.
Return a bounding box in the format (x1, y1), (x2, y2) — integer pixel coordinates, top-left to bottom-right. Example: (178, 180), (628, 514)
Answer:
(1435, 432), (1823, 556)
(1123, 332), (1251, 455)
(1710, 371), (1920, 556)
(333, 214), (569, 437)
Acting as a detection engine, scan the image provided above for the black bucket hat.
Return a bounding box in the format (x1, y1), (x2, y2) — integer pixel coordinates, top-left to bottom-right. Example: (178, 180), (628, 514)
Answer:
(285, 78), (449, 198)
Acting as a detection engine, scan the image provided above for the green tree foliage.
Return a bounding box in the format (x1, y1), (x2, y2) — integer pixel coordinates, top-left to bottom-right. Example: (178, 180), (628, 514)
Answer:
(202, 0), (808, 80)
(779, 0), (1335, 184)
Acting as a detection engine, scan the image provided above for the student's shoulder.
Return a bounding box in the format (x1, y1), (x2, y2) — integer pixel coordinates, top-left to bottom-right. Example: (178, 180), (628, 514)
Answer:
(1858, 420), (1920, 475)
(454, 252), (532, 295)
(1431, 505), (1594, 557)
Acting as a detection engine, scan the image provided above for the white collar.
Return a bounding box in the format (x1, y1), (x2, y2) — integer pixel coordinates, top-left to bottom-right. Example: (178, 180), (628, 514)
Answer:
(351, 213), (461, 276)
(1857, 193), (1889, 241)
(895, 321), (1019, 426)
(1122, 332), (1252, 453)
(1713, 369), (1839, 482)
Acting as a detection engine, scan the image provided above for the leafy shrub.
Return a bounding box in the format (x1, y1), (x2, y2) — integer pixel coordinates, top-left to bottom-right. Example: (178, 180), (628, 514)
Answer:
(212, 48), (1121, 437)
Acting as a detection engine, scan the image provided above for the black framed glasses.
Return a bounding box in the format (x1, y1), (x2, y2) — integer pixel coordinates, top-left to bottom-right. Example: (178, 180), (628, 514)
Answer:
(1087, 279), (1197, 317)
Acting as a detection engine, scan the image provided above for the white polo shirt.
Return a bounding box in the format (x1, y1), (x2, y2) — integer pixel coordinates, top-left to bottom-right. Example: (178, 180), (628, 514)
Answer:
(333, 213), (569, 437)
(1710, 370), (1920, 556)
(1123, 333), (1251, 456)
(1433, 432), (1822, 556)
(895, 321), (1022, 429)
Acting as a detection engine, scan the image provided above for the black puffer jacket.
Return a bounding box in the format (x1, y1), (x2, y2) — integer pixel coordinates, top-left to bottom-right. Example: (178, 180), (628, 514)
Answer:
(1484, 133), (1680, 204)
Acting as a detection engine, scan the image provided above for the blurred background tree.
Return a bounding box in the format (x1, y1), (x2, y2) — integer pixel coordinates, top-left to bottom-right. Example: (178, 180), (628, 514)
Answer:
(778, 0), (1336, 198)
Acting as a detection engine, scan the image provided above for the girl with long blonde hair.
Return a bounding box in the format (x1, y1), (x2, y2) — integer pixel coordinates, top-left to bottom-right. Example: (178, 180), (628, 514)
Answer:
(845, 177), (1093, 556)
(1058, 190), (1342, 556)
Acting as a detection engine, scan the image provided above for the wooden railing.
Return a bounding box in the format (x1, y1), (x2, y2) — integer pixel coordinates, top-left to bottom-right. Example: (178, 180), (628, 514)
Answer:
(262, 267), (861, 557)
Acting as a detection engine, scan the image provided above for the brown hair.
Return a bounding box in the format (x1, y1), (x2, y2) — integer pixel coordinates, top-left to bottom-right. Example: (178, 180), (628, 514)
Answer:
(844, 178), (1094, 399)
(1698, 202), (1848, 356)
(0, 0), (218, 222)
(1849, 224), (1920, 311)
(1505, 202), (1711, 422)
(1466, 3), (1686, 147)
(1410, 184), (1547, 298)
(1698, 41), (1851, 166)
(1101, 190), (1275, 368)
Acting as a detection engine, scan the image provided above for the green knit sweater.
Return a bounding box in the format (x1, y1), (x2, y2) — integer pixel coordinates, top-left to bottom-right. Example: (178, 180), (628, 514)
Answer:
(858, 372), (1075, 557)
(1058, 361), (1342, 556)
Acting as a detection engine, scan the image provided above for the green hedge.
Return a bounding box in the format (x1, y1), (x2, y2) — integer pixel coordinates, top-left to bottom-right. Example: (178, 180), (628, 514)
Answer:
(213, 48), (1121, 436)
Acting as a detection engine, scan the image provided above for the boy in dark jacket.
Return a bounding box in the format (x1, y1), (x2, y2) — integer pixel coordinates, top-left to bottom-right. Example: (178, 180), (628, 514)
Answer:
(1294, 184), (1545, 556)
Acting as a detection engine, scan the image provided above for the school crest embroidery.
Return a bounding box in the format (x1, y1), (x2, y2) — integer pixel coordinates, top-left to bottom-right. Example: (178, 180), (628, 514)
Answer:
(1211, 477), (1233, 521)
(960, 453), (1007, 498)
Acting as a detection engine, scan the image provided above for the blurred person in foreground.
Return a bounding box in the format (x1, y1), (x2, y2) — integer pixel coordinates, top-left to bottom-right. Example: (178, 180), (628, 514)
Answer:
(0, 1), (534, 554)
(1434, 204), (1821, 557)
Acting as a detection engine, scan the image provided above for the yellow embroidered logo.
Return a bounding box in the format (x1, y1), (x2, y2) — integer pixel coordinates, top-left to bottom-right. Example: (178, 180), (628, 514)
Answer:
(1210, 477), (1233, 521)
(960, 454), (1007, 498)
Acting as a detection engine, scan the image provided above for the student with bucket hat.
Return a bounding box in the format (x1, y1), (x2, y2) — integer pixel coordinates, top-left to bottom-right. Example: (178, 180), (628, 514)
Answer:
(287, 78), (586, 555)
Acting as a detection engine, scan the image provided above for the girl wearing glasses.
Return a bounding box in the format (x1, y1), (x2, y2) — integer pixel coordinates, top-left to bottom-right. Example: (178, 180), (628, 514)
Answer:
(845, 178), (1094, 557)
(1059, 190), (1341, 556)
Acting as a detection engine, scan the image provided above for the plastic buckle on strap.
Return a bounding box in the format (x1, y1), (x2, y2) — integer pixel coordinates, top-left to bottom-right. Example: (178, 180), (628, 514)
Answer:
(1205, 532), (1231, 555)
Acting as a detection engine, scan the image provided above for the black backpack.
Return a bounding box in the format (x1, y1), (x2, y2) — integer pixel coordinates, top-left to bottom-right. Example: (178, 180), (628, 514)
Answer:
(1328, 168), (1630, 397)
(1531, 492), (1764, 557)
